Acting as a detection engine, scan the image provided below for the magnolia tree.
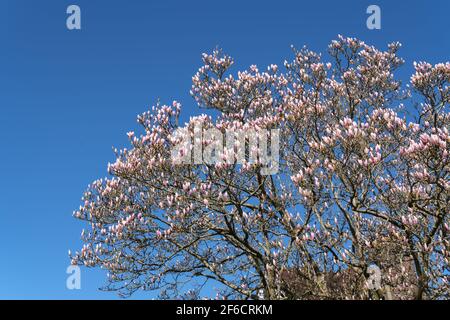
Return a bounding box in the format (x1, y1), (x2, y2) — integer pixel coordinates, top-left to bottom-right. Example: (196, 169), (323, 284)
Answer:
(71, 36), (449, 300)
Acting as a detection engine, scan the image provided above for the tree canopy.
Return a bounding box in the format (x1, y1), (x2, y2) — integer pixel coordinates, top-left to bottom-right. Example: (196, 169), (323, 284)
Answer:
(71, 36), (449, 299)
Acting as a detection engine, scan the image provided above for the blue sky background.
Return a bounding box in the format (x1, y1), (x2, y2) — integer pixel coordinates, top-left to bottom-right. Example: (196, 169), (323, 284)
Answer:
(0, 0), (448, 299)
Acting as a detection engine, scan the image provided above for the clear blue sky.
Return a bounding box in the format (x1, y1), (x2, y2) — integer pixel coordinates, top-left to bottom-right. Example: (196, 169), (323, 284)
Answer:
(0, 0), (448, 299)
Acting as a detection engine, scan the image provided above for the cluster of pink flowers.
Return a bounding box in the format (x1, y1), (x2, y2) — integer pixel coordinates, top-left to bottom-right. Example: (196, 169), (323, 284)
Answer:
(401, 129), (449, 157)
